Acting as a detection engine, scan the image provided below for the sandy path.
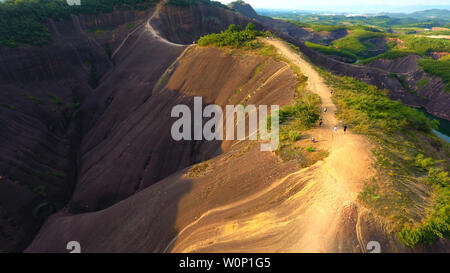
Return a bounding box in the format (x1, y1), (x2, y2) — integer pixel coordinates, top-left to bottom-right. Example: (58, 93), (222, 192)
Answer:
(112, 0), (183, 58)
(144, 1), (184, 47)
(166, 40), (375, 253)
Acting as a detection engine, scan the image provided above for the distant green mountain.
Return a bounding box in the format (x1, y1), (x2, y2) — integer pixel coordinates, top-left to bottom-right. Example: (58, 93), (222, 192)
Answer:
(411, 9), (450, 19)
(383, 9), (450, 20)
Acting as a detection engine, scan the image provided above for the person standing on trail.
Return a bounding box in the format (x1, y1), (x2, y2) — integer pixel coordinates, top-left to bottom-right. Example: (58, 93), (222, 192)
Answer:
(319, 119), (323, 126)
(334, 126), (338, 133)
(324, 107), (327, 113)
(343, 125), (347, 132)
(312, 137), (316, 143)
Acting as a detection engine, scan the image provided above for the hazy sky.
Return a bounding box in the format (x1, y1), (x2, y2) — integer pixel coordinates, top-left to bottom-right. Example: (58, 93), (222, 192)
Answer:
(218, 0), (450, 12)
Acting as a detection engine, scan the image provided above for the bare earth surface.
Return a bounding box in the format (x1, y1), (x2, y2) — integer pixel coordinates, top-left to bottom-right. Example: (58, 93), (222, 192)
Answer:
(167, 40), (376, 253)
(25, 39), (380, 253)
(422, 35), (450, 40)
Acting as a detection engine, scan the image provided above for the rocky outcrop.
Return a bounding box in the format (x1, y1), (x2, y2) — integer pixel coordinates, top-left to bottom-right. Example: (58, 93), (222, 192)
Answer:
(154, 3), (259, 44)
(25, 46), (298, 252)
(0, 9), (119, 251)
(229, 2), (347, 46)
(0, 7), (161, 252)
(229, 1), (258, 19)
(367, 55), (421, 74)
(0, 2), (279, 252)
(367, 55), (450, 120)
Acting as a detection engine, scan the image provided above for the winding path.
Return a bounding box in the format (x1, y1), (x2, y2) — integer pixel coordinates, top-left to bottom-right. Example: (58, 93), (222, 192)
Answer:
(165, 39), (376, 253)
(112, 0), (183, 58)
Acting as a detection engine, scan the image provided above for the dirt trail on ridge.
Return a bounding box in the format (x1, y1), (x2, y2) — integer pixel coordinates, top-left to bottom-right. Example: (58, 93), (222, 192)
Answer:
(166, 39), (376, 253)
(112, 0), (182, 58)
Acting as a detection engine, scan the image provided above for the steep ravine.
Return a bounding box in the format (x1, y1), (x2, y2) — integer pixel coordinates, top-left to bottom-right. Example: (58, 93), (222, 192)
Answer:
(367, 55), (450, 121)
(25, 42), (300, 253)
(0, 9), (118, 251)
(0, 2), (277, 253)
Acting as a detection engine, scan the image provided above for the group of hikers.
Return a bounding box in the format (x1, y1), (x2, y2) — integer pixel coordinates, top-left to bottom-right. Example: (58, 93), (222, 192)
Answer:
(311, 104), (347, 143)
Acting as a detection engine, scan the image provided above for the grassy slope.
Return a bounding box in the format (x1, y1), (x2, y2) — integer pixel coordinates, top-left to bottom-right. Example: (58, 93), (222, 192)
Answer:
(305, 41), (358, 62)
(289, 18), (450, 91)
(418, 59), (450, 92)
(331, 28), (385, 57)
(319, 70), (450, 247)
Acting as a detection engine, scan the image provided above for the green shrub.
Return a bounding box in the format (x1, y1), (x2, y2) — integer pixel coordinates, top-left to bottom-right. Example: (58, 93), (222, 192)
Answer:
(49, 93), (63, 109)
(289, 131), (301, 142)
(414, 154), (434, 169)
(278, 95), (320, 126)
(417, 78), (429, 90)
(198, 23), (269, 49)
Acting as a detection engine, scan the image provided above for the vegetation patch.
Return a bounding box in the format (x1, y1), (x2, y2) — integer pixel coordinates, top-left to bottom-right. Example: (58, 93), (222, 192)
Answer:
(252, 59), (268, 77)
(186, 162), (211, 178)
(389, 73), (416, 95)
(49, 93), (64, 110)
(401, 35), (450, 56)
(305, 41), (357, 63)
(332, 29), (385, 57)
(418, 59), (450, 92)
(198, 23), (271, 49)
(360, 49), (417, 64)
(287, 21), (348, 33)
(23, 93), (44, 104)
(417, 78), (429, 91)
